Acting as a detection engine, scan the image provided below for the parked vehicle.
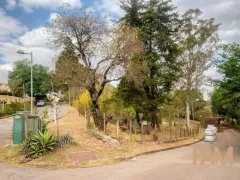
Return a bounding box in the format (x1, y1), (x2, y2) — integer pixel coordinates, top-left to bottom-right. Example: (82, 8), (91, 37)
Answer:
(58, 97), (64, 102)
(36, 100), (45, 107)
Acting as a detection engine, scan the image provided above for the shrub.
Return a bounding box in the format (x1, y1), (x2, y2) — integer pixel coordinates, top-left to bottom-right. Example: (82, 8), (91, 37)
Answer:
(20, 138), (31, 156)
(0, 102), (29, 117)
(42, 120), (50, 133)
(31, 131), (56, 153)
(4, 106), (14, 115)
(28, 144), (44, 159)
(56, 133), (76, 148)
(20, 131), (57, 159)
(9, 102), (24, 112)
(0, 91), (12, 96)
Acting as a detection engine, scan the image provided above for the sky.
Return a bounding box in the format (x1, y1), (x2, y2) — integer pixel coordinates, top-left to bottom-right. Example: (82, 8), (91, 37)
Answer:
(0, 0), (239, 98)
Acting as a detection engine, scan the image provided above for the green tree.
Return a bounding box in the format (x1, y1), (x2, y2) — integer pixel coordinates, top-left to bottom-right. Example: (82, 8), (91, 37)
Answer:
(8, 60), (51, 96)
(179, 9), (219, 128)
(101, 95), (136, 139)
(119, 0), (181, 127)
(212, 43), (240, 124)
(55, 49), (86, 88)
(162, 89), (206, 121)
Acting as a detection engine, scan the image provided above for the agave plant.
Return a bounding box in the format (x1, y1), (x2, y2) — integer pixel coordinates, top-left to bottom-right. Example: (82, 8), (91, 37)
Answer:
(20, 131), (57, 159)
(28, 145), (44, 159)
(31, 131), (57, 153)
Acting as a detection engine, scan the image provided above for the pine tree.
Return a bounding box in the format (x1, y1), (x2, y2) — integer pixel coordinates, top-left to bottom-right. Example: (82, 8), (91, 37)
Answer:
(119, 0), (181, 127)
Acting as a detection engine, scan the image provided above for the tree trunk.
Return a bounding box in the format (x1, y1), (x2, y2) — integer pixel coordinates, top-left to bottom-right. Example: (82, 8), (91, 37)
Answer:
(151, 113), (159, 129)
(136, 111), (141, 127)
(186, 95), (190, 129)
(92, 110), (104, 130)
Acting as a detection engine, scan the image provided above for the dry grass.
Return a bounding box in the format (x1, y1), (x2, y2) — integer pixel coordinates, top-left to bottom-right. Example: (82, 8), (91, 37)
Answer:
(0, 106), (204, 169)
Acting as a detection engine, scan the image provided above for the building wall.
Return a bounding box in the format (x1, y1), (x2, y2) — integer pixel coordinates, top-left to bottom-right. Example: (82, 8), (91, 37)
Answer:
(0, 83), (10, 91)
(0, 95), (31, 104)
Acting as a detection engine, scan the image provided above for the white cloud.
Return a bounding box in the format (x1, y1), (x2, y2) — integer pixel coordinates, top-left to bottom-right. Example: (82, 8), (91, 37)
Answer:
(0, 13), (59, 75)
(19, 0), (82, 12)
(0, 8), (27, 41)
(172, 0), (240, 44)
(0, 41), (23, 64)
(204, 67), (223, 80)
(171, 0), (240, 99)
(0, 69), (9, 83)
(0, 64), (12, 71)
(18, 27), (58, 67)
(0, 33), (57, 69)
(19, 27), (50, 48)
(49, 13), (60, 23)
(94, 0), (125, 17)
(5, 0), (16, 10)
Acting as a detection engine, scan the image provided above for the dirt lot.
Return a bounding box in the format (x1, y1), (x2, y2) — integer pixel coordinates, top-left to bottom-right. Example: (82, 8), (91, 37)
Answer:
(0, 107), (203, 169)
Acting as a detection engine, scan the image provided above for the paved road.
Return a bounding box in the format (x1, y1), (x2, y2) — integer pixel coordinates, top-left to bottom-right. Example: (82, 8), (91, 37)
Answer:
(37, 104), (68, 120)
(0, 117), (12, 147)
(0, 129), (239, 180)
(0, 105), (68, 148)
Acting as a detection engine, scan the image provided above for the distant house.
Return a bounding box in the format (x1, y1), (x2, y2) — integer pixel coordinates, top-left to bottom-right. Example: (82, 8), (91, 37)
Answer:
(0, 83), (10, 92)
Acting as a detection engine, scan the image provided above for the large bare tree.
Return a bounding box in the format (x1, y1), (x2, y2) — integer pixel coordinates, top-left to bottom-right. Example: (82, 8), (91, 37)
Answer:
(47, 6), (142, 130)
(178, 9), (219, 128)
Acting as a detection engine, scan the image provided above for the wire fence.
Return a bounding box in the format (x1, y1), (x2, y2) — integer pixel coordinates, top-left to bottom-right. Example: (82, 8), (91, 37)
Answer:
(155, 125), (201, 143)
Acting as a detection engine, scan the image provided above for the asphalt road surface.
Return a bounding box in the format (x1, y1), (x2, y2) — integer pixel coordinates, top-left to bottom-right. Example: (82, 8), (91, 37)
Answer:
(0, 104), (68, 148)
(0, 117), (12, 148)
(0, 128), (239, 180)
(37, 104), (68, 120)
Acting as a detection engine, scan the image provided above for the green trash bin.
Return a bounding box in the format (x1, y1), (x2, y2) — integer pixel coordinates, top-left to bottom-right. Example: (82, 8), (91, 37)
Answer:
(13, 113), (25, 144)
(26, 116), (42, 132)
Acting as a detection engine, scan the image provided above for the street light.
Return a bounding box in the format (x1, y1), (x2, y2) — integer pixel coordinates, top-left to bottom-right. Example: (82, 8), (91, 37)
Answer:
(192, 99), (199, 121)
(17, 49), (33, 115)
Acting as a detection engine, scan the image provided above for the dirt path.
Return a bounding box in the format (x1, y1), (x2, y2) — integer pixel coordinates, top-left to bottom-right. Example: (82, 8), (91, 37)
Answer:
(0, 129), (239, 180)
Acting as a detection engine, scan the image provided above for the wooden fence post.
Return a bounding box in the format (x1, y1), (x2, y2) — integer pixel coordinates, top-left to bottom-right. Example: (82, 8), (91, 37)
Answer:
(116, 120), (119, 139)
(175, 128), (177, 140)
(103, 113), (106, 134)
(129, 120), (132, 140)
(184, 128), (185, 137)
(87, 111), (90, 130)
(180, 128), (181, 138)
(170, 126), (172, 140)
(193, 128), (195, 139)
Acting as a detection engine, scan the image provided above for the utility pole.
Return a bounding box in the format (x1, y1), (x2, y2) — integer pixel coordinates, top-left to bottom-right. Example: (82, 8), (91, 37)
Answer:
(30, 52), (33, 115)
(17, 49), (34, 115)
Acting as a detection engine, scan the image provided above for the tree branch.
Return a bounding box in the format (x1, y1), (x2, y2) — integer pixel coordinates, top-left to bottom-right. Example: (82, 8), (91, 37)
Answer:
(105, 77), (122, 83)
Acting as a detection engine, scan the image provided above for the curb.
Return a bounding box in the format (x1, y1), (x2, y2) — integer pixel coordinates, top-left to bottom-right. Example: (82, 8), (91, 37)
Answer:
(0, 115), (13, 119)
(47, 105), (69, 121)
(231, 128), (240, 133)
(58, 105), (69, 120)
(114, 136), (204, 162)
